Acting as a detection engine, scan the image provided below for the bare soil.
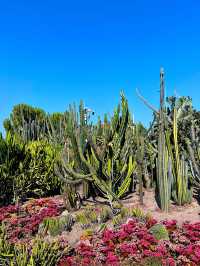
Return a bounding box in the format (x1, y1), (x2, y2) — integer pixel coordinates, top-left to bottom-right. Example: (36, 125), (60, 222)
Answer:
(62, 189), (200, 246)
(122, 189), (200, 224)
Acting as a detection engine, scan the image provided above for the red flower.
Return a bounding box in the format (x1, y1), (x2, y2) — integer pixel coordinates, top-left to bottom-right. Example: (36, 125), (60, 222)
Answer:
(139, 239), (151, 248)
(58, 256), (74, 266)
(119, 243), (137, 256)
(81, 257), (92, 265)
(162, 257), (176, 266)
(77, 242), (95, 257)
(106, 252), (119, 265)
(102, 229), (115, 243)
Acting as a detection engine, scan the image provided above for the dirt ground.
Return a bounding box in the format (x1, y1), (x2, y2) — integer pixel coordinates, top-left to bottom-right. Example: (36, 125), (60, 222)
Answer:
(59, 190), (200, 246)
(122, 189), (200, 224)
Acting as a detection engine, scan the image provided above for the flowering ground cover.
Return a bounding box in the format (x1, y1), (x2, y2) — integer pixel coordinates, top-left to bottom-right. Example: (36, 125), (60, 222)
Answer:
(0, 197), (63, 243)
(1, 198), (200, 265)
(59, 218), (200, 265)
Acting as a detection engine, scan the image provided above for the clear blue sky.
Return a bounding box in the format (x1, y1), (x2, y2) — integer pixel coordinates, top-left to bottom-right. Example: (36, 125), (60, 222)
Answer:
(1, 0), (200, 133)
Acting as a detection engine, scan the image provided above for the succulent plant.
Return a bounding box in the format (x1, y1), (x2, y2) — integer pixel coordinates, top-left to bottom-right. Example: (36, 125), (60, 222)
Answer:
(149, 223), (169, 241)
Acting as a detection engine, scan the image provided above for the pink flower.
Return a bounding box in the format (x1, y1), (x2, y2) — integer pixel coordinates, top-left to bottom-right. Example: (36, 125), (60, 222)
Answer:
(156, 244), (167, 255)
(194, 246), (200, 259)
(101, 241), (115, 253)
(102, 229), (115, 243)
(117, 229), (129, 240)
(77, 243), (95, 257)
(139, 239), (151, 248)
(162, 220), (177, 230)
(143, 250), (153, 256)
(120, 243), (137, 256)
(81, 257), (92, 265)
(162, 257), (176, 266)
(106, 252), (119, 265)
(58, 256), (74, 266)
(146, 218), (157, 228)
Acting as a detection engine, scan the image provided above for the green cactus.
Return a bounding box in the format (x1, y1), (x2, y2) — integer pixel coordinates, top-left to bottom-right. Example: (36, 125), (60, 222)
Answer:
(39, 214), (74, 236)
(56, 93), (136, 206)
(99, 206), (113, 223)
(156, 69), (172, 212)
(137, 68), (172, 212)
(166, 108), (193, 205)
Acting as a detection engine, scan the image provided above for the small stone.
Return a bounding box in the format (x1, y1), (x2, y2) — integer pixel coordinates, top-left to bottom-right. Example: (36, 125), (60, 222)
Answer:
(61, 210), (69, 216)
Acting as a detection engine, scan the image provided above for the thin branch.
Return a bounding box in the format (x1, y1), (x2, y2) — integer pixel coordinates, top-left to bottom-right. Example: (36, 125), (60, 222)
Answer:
(136, 88), (159, 115)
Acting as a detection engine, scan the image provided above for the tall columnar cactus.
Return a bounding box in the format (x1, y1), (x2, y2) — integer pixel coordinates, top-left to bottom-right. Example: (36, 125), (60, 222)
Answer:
(137, 68), (172, 211)
(166, 108), (193, 205)
(135, 124), (145, 205)
(156, 68), (171, 212)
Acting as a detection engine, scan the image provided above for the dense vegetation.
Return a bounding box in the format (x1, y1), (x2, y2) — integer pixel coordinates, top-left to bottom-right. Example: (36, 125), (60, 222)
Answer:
(1, 69), (200, 265)
(1, 69), (200, 210)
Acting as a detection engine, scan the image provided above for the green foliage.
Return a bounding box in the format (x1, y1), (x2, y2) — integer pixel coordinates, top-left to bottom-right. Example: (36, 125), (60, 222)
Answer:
(1, 68), (200, 212)
(75, 212), (90, 228)
(57, 94), (137, 207)
(112, 206), (130, 226)
(82, 228), (94, 238)
(0, 134), (61, 206)
(112, 214), (123, 226)
(23, 140), (61, 198)
(0, 228), (63, 266)
(149, 224), (169, 240)
(0, 132), (28, 205)
(99, 206), (113, 223)
(84, 206), (98, 223)
(131, 207), (145, 219)
(39, 214), (74, 236)
(4, 104), (46, 142)
(166, 108), (193, 205)
(75, 206), (98, 228)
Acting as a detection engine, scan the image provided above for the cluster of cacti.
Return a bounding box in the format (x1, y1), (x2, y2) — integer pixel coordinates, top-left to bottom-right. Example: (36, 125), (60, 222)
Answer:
(137, 68), (195, 211)
(39, 214), (74, 236)
(2, 68), (200, 212)
(166, 108), (193, 205)
(55, 93), (139, 208)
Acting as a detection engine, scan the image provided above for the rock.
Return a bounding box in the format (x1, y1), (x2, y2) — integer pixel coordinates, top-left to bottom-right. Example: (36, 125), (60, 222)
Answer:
(61, 210), (69, 216)
(62, 223), (83, 247)
(75, 239), (91, 247)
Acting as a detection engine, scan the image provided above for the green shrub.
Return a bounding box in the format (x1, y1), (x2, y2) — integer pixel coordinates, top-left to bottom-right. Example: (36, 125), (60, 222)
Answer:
(0, 132), (28, 205)
(0, 135), (61, 206)
(149, 223), (169, 240)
